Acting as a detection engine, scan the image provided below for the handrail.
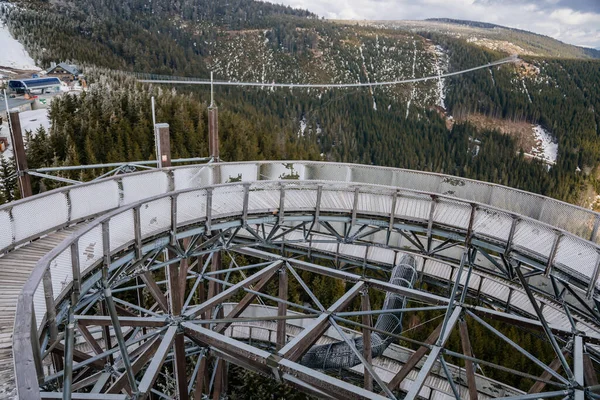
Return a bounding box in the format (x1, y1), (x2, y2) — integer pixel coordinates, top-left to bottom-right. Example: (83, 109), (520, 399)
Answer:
(1, 161), (599, 256)
(10, 164), (600, 398)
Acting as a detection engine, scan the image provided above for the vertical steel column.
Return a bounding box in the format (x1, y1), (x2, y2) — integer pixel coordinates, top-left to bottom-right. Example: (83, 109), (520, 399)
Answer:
(155, 123), (171, 168)
(208, 72), (219, 162)
(101, 221), (137, 393)
(43, 268), (63, 372)
(277, 268), (288, 350)
(8, 110), (33, 198)
(62, 309), (75, 400)
(361, 289), (373, 391)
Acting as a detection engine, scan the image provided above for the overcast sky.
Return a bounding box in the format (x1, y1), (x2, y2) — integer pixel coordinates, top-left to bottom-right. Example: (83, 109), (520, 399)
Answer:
(274, 0), (600, 49)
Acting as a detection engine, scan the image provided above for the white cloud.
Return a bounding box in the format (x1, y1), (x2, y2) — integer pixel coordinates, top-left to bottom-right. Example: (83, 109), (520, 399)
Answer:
(274, 0), (600, 48)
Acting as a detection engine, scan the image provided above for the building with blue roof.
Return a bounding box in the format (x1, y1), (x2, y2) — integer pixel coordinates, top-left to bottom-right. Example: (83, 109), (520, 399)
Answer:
(7, 77), (62, 94)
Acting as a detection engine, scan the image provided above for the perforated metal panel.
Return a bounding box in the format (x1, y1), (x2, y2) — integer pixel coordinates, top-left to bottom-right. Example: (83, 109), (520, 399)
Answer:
(351, 166), (394, 187)
(174, 165), (213, 190)
(140, 198), (171, 237)
(554, 236), (598, 279)
(49, 249), (72, 300)
(513, 221), (556, 258)
(306, 164), (350, 181)
(69, 180), (120, 220)
(78, 226), (103, 274)
(219, 164), (258, 183)
(33, 283), (46, 329)
(12, 193), (69, 243)
(393, 170), (441, 193)
(473, 209), (513, 241)
(247, 184), (279, 213)
(260, 162), (306, 181)
(395, 192), (431, 221)
(109, 209), (135, 250)
(177, 190), (208, 225)
(357, 193), (392, 216)
(434, 199), (471, 229)
(121, 172), (169, 205)
(320, 189), (354, 211)
(0, 210), (12, 251)
(489, 186), (540, 219)
(212, 186), (245, 216)
(284, 186), (318, 211)
(539, 198), (596, 239)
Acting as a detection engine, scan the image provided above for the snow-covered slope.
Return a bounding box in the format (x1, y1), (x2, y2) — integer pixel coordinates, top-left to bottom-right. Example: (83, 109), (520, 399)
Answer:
(0, 21), (40, 71)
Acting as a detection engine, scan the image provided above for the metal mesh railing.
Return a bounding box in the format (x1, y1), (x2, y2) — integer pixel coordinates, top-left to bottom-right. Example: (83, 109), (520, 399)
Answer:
(13, 177), (600, 398)
(2, 161), (600, 254)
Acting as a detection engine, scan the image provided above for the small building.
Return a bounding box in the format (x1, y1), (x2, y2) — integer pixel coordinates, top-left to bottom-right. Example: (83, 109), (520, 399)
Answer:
(8, 77), (62, 94)
(46, 62), (80, 81)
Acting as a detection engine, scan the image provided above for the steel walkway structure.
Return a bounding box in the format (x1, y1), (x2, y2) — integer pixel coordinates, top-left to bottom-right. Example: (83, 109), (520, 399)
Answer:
(2, 161), (600, 399)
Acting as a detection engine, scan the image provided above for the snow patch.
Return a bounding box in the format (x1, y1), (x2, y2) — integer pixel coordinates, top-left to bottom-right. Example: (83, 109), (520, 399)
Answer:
(406, 40), (417, 119)
(432, 45), (448, 110)
(20, 109), (51, 134)
(0, 21), (40, 71)
(298, 116), (307, 137)
(531, 125), (558, 164)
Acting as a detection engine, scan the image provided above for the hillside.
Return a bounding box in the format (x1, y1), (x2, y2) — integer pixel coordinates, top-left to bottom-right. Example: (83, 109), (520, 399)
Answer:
(0, 0), (599, 209)
(340, 18), (600, 59)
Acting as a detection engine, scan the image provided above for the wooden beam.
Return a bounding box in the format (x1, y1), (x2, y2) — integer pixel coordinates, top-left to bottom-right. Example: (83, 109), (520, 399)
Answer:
(8, 110), (32, 198)
(387, 322), (443, 391)
(277, 268), (288, 350)
(279, 281), (364, 362)
(186, 261), (282, 319)
(76, 316), (168, 327)
(583, 353), (598, 387)
(214, 267), (279, 334)
(173, 333), (189, 400)
(155, 123), (171, 168)
(194, 354), (209, 400)
(459, 319), (478, 400)
(140, 272), (169, 313)
(77, 323), (104, 355)
(106, 337), (161, 394)
(138, 326), (178, 399)
(528, 349), (569, 394)
(52, 343), (105, 370)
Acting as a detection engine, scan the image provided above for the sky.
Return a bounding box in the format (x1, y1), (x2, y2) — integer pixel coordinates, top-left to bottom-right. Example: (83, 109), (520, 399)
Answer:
(274, 0), (600, 49)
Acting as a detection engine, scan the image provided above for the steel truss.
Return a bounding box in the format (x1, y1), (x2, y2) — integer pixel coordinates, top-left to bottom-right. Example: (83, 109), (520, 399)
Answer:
(13, 181), (600, 400)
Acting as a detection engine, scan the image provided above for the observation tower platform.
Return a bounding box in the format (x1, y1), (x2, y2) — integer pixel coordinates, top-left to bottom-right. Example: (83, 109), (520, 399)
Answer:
(1, 161), (599, 400)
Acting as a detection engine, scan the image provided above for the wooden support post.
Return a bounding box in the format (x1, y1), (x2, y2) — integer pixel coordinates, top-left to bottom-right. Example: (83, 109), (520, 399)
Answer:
(215, 268), (278, 334)
(167, 250), (189, 400)
(583, 353), (599, 387)
(277, 268), (288, 350)
(155, 123), (171, 168)
(459, 319), (478, 400)
(528, 348), (569, 393)
(8, 110), (32, 198)
(212, 359), (226, 400)
(361, 289), (373, 391)
(99, 301), (114, 365)
(387, 322), (443, 391)
(194, 354), (209, 400)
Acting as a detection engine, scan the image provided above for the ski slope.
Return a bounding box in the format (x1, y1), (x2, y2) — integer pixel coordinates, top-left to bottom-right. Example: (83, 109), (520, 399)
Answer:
(0, 21), (40, 71)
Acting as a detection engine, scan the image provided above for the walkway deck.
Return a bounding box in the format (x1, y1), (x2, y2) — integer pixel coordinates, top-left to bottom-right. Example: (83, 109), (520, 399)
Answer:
(0, 228), (77, 399)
